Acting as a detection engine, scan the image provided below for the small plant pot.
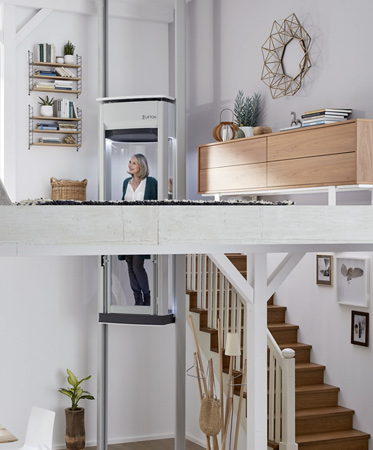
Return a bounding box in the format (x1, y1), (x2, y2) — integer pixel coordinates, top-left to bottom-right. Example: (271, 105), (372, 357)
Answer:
(40, 105), (53, 117)
(64, 55), (75, 64)
(239, 126), (254, 137)
(56, 56), (64, 64)
(65, 407), (85, 450)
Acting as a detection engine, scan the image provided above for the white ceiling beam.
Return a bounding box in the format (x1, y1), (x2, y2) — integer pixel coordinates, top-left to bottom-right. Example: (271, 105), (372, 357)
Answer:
(1, 0), (96, 15)
(16, 8), (52, 45)
(109, 1), (174, 23)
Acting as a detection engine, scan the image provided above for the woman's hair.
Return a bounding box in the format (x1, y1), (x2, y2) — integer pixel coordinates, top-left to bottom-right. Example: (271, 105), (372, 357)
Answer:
(129, 153), (150, 179)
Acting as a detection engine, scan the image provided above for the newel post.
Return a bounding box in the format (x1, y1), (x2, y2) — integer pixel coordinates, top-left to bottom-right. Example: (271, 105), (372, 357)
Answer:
(279, 348), (298, 450)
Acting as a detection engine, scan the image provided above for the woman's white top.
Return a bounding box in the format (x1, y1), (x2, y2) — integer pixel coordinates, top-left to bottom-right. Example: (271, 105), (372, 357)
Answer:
(124, 178), (146, 201)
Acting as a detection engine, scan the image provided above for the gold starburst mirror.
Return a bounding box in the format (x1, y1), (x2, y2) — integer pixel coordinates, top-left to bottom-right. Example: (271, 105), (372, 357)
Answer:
(261, 13), (311, 99)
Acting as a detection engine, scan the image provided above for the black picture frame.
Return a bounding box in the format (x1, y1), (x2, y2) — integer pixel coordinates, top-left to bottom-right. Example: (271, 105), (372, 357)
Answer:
(351, 311), (369, 347)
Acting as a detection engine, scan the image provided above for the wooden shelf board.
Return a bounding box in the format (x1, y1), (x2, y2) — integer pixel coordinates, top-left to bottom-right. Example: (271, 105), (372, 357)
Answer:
(31, 143), (80, 147)
(32, 75), (81, 81)
(33, 129), (79, 134)
(32, 116), (81, 121)
(31, 62), (81, 69)
(31, 88), (81, 94)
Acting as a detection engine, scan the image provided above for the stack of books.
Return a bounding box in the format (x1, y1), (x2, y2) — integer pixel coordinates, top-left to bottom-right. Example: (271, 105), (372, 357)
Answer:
(39, 137), (61, 144)
(34, 81), (55, 90)
(58, 122), (78, 132)
(33, 80), (73, 91)
(37, 122), (58, 131)
(301, 108), (352, 127)
(55, 80), (73, 91)
(35, 70), (57, 77)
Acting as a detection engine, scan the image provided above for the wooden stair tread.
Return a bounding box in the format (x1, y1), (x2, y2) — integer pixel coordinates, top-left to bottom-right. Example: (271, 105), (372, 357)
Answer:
(267, 305), (287, 311)
(268, 323), (299, 331)
(295, 384), (340, 394)
(295, 405), (354, 419)
(294, 362), (326, 371)
(277, 342), (312, 350)
(295, 428), (370, 444)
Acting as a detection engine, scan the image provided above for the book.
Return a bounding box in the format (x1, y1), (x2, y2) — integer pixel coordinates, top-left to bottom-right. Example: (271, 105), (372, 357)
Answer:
(302, 116), (347, 124)
(279, 125), (302, 132)
(301, 120), (344, 127)
(301, 111), (350, 119)
(304, 108), (352, 115)
(39, 126), (58, 130)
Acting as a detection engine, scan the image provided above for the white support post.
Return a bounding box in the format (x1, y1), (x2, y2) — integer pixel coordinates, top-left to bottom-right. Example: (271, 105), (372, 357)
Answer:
(175, 0), (186, 200)
(246, 253), (268, 450)
(0, 4), (16, 199)
(175, 254), (186, 450)
(279, 349), (298, 450)
(328, 186), (336, 206)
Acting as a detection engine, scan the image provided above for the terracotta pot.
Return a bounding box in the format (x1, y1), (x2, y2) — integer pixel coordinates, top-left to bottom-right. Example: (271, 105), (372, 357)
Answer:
(65, 407), (85, 450)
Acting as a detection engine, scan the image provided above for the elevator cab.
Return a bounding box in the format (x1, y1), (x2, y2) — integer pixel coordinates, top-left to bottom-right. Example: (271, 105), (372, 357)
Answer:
(97, 96), (176, 324)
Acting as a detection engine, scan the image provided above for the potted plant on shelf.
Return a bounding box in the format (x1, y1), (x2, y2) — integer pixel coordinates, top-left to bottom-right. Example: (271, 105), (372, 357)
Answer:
(64, 41), (75, 64)
(38, 95), (54, 117)
(233, 90), (261, 137)
(58, 369), (95, 450)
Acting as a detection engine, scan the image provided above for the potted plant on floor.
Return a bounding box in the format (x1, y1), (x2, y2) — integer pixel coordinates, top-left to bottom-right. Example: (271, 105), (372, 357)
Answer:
(64, 41), (75, 64)
(58, 369), (95, 450)
(38, 95), (54, 117)
(233, 90), (261, 137)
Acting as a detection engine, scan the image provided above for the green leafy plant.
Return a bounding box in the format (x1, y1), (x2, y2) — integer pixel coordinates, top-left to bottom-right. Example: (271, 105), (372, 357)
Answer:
(64, 41), (75, 56)
(38, 95), (54, 106)
(233, 90), (261, 127)
(58, 369), (95, 411)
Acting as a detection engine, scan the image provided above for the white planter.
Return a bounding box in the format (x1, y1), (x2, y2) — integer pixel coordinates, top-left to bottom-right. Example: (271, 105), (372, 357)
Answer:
(239, 126), (254, 137)
(64, 55), (75, 64)
(40, 105), (53, 117)
(56, 57), (64, 64)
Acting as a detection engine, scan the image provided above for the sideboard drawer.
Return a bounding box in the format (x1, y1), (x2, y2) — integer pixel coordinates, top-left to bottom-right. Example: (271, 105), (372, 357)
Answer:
(199, 163), (266, 193)
(267, 122), (356, 161)
(199, 137), (266, 170)
(267, 152), (356, 188)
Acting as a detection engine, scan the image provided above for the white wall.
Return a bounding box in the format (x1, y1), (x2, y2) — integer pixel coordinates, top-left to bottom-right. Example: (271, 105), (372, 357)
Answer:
(1, 5), (174, 449)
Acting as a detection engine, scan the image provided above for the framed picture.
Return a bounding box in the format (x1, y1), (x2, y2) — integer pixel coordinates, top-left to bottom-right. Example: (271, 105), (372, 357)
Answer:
(336, 257), (370, 307)
(351, 311), (369, 346)
(316, 254), (333, 286)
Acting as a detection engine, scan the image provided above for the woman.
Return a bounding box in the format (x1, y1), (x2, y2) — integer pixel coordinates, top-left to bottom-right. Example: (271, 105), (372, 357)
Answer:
(119, 153), (157, 306)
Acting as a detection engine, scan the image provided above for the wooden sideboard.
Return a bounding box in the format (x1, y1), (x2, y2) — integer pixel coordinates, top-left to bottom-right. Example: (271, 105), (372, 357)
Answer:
(198, 119), (373, 194)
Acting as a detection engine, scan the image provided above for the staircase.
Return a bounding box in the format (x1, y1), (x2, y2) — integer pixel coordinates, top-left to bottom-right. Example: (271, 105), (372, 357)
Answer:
(187, 254), (370, 450)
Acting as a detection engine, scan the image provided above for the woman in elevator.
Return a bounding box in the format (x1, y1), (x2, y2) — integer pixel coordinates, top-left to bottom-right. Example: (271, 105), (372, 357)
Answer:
(119, 153), (157, 306)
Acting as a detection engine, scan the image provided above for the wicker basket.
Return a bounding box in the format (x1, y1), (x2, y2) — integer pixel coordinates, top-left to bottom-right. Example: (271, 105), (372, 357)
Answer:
(50, 177), (87, 201)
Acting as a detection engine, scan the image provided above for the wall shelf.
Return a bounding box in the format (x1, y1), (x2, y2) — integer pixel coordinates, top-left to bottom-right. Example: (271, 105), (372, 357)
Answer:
(29, 105), (82, 151)
(28, 49), (83, 150)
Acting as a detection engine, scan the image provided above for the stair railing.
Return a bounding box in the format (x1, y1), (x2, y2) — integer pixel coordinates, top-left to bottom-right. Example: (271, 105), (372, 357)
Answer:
(187, 254), (246, 371)
(187, 254), (297, 450)
(267, 330), (297, 450)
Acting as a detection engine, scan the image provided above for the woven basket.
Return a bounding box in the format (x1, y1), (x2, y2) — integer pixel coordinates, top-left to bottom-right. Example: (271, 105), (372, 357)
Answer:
(50, 177), (87, 201)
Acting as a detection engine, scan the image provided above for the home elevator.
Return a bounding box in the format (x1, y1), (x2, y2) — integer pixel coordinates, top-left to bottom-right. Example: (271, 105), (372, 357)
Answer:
(97, 95), (176, 324)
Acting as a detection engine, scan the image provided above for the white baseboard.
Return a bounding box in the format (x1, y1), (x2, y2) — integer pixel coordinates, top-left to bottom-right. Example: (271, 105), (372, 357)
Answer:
(53, 433), (175, 449)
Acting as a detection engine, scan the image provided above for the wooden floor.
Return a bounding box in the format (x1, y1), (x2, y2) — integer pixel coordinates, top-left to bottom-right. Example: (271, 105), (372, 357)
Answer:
(88, 439), (204, 450)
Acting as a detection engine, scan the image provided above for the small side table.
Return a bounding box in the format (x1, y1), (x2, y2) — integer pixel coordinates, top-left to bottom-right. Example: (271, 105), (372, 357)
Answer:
(0, 425), (18, 443)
